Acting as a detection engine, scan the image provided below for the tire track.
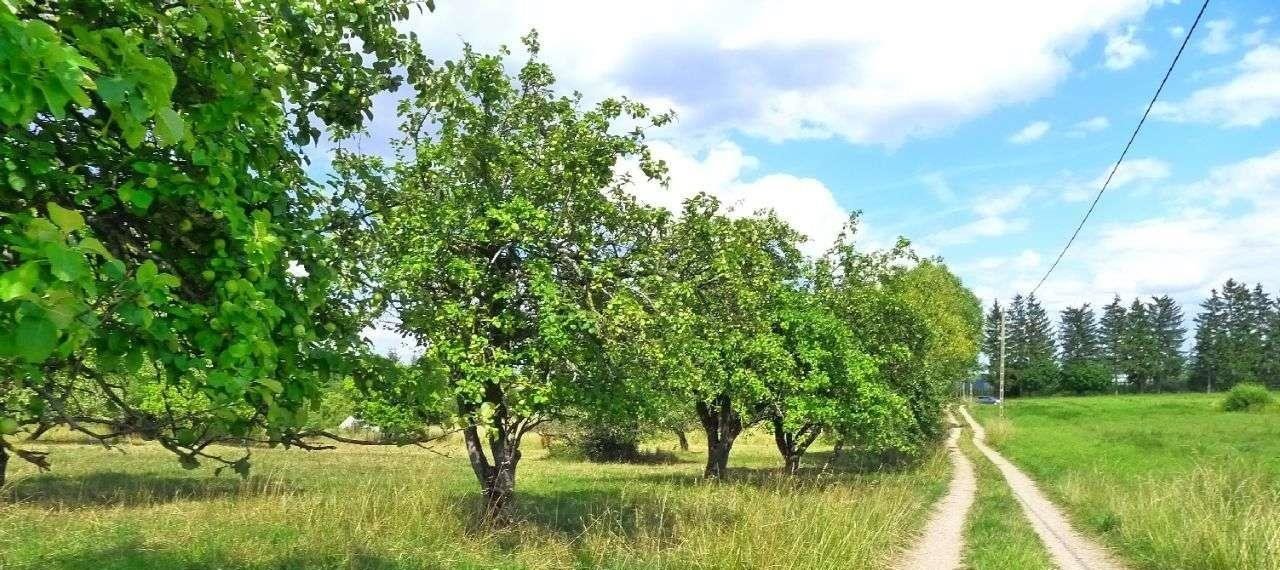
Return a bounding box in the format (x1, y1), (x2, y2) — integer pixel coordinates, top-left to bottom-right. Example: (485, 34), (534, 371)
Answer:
(958, 406), (1126, 570)
(896, 409), (976, 570)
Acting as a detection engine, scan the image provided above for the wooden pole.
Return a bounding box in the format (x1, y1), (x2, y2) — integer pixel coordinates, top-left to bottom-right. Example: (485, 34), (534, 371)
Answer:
(998, 305), (1006, 411)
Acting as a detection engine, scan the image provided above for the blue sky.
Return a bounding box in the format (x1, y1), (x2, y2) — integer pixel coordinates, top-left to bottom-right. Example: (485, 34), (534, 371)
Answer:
(351, 0), (1280, 352)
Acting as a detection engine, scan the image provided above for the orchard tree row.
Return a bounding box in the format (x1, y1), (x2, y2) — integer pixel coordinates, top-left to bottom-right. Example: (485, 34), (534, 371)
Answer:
(331, 36), (984, 516)
(0, 2), (983, 520)
(982, 278), (1280, 396)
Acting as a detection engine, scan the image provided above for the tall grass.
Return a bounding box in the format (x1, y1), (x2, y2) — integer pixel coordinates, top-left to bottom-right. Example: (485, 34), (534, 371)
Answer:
(0, 430), (948, 569)
(1057, 463), (1280, 570)
(978, 415), (1013, 448)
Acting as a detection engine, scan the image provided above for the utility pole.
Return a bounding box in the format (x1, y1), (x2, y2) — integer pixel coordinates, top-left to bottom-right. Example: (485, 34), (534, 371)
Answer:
(997, 304), (1006, 409)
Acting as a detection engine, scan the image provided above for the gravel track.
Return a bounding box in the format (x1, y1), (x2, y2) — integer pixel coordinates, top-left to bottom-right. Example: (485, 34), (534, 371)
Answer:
(957, 405), (1127, 570)
(896, 409), (976, 570)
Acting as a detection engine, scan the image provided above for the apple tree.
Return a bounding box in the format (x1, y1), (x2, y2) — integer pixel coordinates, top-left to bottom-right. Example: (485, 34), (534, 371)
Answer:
(0, 0), (427, 483)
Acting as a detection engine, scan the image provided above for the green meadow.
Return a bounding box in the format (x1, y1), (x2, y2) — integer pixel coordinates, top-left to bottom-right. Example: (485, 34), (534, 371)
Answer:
(974, 393), (1280, 570)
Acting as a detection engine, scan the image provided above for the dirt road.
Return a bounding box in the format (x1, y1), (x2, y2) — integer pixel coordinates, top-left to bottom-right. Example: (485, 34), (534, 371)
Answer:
(958, 406), (1126, 570)
(896, 409), (976, 570)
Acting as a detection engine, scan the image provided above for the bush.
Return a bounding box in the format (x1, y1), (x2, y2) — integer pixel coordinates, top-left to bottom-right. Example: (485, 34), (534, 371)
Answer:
(577, 425), (641, 462)
(1059, 360), (1113, 395)
(1221, 384), (1274, 412)
(1021, 359), (1061, 395)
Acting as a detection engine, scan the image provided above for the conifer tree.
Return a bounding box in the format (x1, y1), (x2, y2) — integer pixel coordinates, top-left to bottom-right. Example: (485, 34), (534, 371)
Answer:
(1005, 295), (1028, 395)
(1191, 289), (1226, 392)
(1058, 304), (1101, 364)
(1100, 295), (1127, 380)
(981, 301), (1004, 384)
(1122, 299), (1160, 392)
(1149, 295), (1187, 390)
(1222, 280), (1266, 387)
(1020, 294), (1058, 394)
(1260, 297), (1280, 388)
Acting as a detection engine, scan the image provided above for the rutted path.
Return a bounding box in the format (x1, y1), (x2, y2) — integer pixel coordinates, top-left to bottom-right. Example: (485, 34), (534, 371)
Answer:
(897, 409), (976, 570)
(957, 406), (1127, 570)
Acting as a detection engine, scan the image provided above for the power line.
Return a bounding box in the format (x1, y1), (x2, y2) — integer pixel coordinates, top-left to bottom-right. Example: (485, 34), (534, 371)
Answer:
(1029, 0), (1211, 297)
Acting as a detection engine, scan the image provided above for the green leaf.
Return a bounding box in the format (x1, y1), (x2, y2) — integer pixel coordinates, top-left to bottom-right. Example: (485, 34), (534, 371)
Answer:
(15, 316), (59, 362)
(47, 202), (86, 233)
(79, 237), (113, 259)
(0, 262), (40, 301)
(103, 259), (126, 281)
(96, 76), (134, 107)
(43, 289), (79, 328)
(119, 184), (154, 210)
(45, 244), (88, 282)
(7, 172), (27, 192)
(137, 260), (158, 285)
(259, 378), (284, 394)
(155, 107), (185, 146)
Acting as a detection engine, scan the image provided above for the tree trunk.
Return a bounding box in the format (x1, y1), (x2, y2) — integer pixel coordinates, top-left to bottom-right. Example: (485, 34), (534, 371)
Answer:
(26, 423), (52, 442)
(771, 418), (820, 475)
(0, 445), (8, 488)
(697, 394), (742, 479)
(461, 415), (522, 523)
(821, 439), (845, 473)
(484, 445), (519, 520)
(674, 429), (689, 452)
(705, 437), (733, 478)
(771, 416), (797, 474)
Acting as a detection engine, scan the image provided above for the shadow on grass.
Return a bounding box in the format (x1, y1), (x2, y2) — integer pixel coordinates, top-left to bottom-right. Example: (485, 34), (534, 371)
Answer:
(30, 539), (402, 570)
(541, 448), (695, 466)
(568, 449), (927, 491)
(2, 471), (292, 509)
(454, 485), (738, 550)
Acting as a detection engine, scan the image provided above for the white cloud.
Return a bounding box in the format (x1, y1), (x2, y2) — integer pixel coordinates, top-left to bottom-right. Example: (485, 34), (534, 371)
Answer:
(1061, 157), (1171, 201)
(1104, 25), (1150, 70)
(625, 141), (852, 256)
(1096, 157), (1172, 189)
(974, 185), (1034, 218)
(919, 173), (957, 203)
(1008, 120), (1051, 144)
(1152, 42), (1280, 127)
(972, 249), (1042, 272)
(927, 185), (1033, 245)
(1068, 115), (1110, 136)
(1243, 29), (1268, 48)
(1169, 25), (1186, 39)
(1200, 19), (1234, 54)
(1182, 148), (1280, 206)
(406, 0), (1161, 146)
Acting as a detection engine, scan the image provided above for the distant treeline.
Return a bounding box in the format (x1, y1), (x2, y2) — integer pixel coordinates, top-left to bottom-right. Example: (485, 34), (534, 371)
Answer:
(983, 278), (1280, 396)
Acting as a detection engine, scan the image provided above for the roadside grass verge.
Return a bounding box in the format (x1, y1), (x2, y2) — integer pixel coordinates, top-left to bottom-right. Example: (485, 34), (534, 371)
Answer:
(974, 393), (1280, 570)
(958, 428), (1053, 570)
(0, 430), (948, 570)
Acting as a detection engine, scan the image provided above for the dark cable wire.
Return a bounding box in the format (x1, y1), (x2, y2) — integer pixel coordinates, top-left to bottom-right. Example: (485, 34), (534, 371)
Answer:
(1030, 0), (1211, 296)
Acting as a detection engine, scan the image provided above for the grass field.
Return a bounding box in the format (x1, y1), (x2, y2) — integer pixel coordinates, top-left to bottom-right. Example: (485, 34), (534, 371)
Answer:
(0, 430), (947, 570)
(973, 393), (1280, 570)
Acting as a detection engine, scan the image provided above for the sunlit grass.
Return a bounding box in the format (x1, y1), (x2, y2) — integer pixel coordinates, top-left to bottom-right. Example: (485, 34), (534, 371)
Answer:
(974, 393), (1280, 570)
(0, 430), (948, 569)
